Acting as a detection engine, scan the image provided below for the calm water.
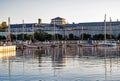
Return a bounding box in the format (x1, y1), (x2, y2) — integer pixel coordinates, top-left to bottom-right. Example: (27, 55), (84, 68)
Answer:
(1, 46), (120, 81)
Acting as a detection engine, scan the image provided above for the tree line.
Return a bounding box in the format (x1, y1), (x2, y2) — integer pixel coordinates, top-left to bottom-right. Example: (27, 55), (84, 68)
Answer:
(0, 30), (120, 41)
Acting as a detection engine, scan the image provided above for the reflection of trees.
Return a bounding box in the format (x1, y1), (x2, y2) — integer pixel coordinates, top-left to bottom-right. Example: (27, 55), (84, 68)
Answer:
(35, 49), (45, 67)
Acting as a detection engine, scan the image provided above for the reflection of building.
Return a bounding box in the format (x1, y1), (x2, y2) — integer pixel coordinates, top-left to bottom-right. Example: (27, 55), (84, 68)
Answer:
(0, 51), (16, 59)
(52, 48), (66, 67)
(51, 17), (66, 25)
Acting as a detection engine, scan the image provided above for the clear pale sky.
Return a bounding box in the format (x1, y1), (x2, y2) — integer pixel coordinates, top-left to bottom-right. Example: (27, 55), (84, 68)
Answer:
(0, 0), (120, 24)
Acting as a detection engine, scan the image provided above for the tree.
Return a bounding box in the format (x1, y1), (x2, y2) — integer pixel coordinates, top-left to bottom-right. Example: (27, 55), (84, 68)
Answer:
(0, 22), (7, 29)
(0, 36), (6, 40)
(34, 30), (52, 41)
(68, 33), (74, 40)
(81, 33), (91, 40)
(92, 34), (104, 40)
(117, 34), (120, 40)
(1, 22), (7, 28)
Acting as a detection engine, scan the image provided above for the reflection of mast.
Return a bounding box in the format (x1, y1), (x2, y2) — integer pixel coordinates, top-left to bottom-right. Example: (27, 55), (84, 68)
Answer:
(116, 47), (119, 71)
(104, 48), (107, 81)
(109, 47), (112, 74)
(52, 48), (57, 77)
(81, 47), (83, 57)
(8, 56), (11, 80)
(77, 46), (80, 58)
(22, 49), (25, 75)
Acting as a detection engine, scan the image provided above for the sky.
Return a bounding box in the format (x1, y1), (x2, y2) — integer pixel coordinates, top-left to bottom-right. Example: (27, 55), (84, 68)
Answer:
(0, 0), (120, 24)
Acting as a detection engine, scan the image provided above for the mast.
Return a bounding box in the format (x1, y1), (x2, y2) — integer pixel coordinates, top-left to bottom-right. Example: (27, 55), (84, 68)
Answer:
(53, 21), (56, 44)
(110, 17), (112, 39)
(82, 26), (84, 40)
(22, 20), (24, 41)
(104, 14), (107, 41)
(32, 24), (34, 41)
(8, 17), (11, 42)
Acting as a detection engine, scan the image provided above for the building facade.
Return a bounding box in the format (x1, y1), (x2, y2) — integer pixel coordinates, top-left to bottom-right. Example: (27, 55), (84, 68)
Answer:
(0, 17), (120, 39)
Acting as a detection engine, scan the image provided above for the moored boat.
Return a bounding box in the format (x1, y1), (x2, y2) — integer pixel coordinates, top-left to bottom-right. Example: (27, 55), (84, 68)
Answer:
(0, 45), (16, 52)
(79, 43), (96, 47)
(98, 41), (117, 46)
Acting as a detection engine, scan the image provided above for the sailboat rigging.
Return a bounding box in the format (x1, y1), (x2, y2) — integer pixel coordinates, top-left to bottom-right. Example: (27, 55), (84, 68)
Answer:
(98, 14), (117, 46)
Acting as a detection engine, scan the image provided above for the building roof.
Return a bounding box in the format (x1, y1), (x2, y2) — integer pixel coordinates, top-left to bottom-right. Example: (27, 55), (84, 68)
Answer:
(9, 21), (120, 28)
(79, 21), (120, 26)
(51, 17), (65, 20)
(10, 23), (36, 28)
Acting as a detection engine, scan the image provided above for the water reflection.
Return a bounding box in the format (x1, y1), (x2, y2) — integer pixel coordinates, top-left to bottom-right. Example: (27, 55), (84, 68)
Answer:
(1, 46), (120, 81)
(0, 51), (16, 81)
(51, 47), (66, 68)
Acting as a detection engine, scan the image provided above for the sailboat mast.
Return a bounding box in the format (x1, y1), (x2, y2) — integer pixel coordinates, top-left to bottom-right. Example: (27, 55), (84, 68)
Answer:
(104, 14), (107, 41)
(110, 17), (112, 39)
(8, 17), (11, 42)
(82, 26), (84, 40)
(53, 21), (56, 43)
(32, 24), (34, 41)
(22, 20), (24, 41)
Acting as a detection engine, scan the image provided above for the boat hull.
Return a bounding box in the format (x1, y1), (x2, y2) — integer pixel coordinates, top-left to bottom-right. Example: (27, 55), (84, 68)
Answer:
(0, 45), (16, 52)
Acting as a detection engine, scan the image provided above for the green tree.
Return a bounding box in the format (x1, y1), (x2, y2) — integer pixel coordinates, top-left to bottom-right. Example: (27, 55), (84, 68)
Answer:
(55, 33), (63, 40)
(92, 34), (104, 40)
(34, 29), (52, 41)
(1, 22), (7, 28)
(81, 33), (91, 40)
(68, 33), (74, 40)
(0, 36), (6, 40)
(0, 22), (7, 29)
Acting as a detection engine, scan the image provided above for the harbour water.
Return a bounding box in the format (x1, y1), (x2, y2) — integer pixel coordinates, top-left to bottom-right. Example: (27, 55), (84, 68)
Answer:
(0, 46), (120, 81)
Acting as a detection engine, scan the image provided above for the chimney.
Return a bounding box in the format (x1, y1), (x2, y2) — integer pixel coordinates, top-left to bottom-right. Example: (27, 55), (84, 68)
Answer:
(38, 18), (42, 24)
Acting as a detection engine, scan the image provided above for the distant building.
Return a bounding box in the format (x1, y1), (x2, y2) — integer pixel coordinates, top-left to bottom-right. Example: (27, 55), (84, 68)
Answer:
(51, 17), (66, 25)
(0, 17), (120, 39)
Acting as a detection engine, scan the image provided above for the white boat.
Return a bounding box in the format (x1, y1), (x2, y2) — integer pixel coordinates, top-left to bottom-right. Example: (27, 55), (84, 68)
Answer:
(24, 44), (40, 49)
(79, 43), (96, 47)
(0, 45), (16, 52)
(98, 41), (117, 46)
(0, 49), (16, 58)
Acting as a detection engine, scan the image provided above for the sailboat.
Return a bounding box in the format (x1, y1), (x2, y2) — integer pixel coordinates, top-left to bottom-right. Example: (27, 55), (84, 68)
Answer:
(98, 14), (117, 46)
(0, 17), (16, 52)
